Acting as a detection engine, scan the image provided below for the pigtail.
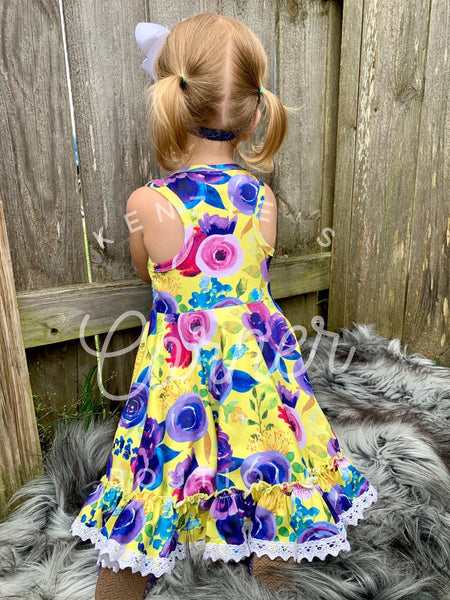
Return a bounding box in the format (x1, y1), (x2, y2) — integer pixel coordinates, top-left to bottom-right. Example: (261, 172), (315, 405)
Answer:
(237, 89), (289, 173)
(145, 75), (192, 171)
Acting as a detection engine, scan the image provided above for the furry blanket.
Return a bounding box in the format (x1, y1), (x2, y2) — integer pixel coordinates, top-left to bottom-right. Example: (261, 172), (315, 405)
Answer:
(0, 323), (449, 600)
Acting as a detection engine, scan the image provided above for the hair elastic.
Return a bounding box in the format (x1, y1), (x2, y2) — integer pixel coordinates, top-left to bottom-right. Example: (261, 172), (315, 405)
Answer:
(259, 87), (265, 95)
(192, 127), (238, 141)
(180, 74), (186, 84)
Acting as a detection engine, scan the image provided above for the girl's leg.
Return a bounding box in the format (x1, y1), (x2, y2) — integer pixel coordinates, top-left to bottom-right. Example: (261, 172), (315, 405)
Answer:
(95, 567), (151, 600)
(250, 554), (296, 594)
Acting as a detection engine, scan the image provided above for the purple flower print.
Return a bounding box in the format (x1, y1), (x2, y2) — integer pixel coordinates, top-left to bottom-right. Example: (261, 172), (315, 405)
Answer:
(198, 213), (237, 235)
(251, 506), (276, 541)
(148, 310), (157, 334)
(83, 481), (104, 506)
(217, 427), (234, 473)
(268, 313), (300, 359)
(213, 297), (243, 308)
(168, 454), (192, 489)
(216, 426), (243, 474)
(196, 234), (244, 277)
(166, 394), (208, 443)
(152, 291), (178, 314)
(216, 513), (245, 545)
(178, 310), (217, 351)
(208, 359), (232, 404)
(228, 174), (259, 214)
(322, 485), (352, 521)
(141, 417), (165, 454)
(109, 500), (146, 544)
(119, 383), (148, 429)
(260, 258), (270, 282)
(293, 357), (315, 396)
(276, 381), (300, 409)
(327, 436), (343, 459)
(132, 446), (164, 491)
(184, 466), (216, 496)
(297, 521), (340, 543)
(160, 530), (179, 558)
(166, 171), (227, 210)
(241, 451), (291, 487)
(242, 302), (272, 342)
(210, 492), (240, 520)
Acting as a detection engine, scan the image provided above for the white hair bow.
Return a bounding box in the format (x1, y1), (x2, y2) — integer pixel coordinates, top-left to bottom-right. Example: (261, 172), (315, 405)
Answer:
(135, 22), (170, 81)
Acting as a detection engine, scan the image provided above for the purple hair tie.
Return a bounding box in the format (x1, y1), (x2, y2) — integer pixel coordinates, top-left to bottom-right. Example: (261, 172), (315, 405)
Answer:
(192, 127), (239, 141)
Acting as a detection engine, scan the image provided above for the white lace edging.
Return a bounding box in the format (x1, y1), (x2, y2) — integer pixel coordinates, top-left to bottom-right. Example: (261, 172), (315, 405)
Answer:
(70, 482), (378, 577)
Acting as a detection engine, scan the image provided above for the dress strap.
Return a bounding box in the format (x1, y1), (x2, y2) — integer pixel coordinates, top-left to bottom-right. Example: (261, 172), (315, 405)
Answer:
(252, 180), (276, 257)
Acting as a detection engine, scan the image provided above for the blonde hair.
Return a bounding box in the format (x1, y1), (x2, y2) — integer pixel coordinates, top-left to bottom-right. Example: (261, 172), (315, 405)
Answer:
(145, 13), (288, 172)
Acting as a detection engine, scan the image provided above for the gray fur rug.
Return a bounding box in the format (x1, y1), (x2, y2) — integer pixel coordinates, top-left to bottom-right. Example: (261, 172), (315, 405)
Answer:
(1, 323), (449, 600)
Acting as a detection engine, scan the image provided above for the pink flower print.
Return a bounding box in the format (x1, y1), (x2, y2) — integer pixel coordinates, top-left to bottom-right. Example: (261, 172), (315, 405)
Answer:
(163, 320), (192, 368)
(178, 310), (217, 351)
(196, 234), (243, 277)
(184, 466), (217, 496)
(242, 302), (272, 342)
(278, 405), (307, 448)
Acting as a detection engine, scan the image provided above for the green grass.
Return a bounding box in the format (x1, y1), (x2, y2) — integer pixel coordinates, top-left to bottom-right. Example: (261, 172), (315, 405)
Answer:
(33, 364), (122, 456)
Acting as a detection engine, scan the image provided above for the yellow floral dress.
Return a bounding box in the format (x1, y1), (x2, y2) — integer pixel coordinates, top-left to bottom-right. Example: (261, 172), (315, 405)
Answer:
(71, 163), (378, 577)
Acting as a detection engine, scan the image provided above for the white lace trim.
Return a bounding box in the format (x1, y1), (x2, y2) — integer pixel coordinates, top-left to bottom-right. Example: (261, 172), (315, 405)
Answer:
(70, 483), (378, 578)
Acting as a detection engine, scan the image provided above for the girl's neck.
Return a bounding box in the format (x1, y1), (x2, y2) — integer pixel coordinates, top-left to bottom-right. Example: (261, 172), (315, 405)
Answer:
(178, 134), (236, 168)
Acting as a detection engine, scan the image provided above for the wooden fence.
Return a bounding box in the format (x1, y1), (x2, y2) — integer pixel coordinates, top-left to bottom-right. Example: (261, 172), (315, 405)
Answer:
(0, 0), (448, 511)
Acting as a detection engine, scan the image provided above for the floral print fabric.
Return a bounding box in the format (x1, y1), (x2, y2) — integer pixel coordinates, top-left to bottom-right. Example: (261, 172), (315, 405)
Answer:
(70, 163), (378, 577)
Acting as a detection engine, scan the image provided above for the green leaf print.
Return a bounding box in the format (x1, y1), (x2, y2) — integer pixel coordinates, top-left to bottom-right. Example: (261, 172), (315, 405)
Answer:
(243, 264), (262, 278)
(223, 400), (238, 423)
(199, 388), (208, 398)
(144, 523), (154, 537)
(292, 462), (303, 473)
(236, 278), (248, 297)
(276, 516), (283, 526)
(279, 527), (290, 538)
(286, 452), (295, 462)
(247, 419), (258, 426)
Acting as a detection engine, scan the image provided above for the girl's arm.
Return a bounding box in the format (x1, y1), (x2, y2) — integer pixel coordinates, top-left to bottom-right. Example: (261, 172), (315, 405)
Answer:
(125, 186), (185, 284)
(126, 187), (153, 285)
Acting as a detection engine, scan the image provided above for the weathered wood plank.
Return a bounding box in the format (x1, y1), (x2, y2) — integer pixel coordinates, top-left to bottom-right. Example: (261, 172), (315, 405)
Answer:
(0, 199), (42, 516)
(330, 0), (433, 340)
(328, 0), (366, 332)
(403, 0), (450, 363)
(275, 0), (339, 332)
(62, 0), (155, 283)
(0, 0), (85, 290)
(17, 253), (330, 348)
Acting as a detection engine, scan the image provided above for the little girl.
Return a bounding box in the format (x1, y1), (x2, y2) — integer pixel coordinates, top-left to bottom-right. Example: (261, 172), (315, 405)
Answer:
(71, 13), (378, 599)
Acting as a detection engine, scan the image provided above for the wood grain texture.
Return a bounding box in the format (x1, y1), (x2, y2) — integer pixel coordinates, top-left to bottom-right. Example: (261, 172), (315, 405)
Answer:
(62, 0), (155, 283)
(275, 0), (340, 332)
(16, 253), (330, 348)
(0, 0), (86, 290)
(328, 0), (364, 329)
(329, 0), (449, 364)
(403, 0), (450, 363)
(0, 199), (42, 515)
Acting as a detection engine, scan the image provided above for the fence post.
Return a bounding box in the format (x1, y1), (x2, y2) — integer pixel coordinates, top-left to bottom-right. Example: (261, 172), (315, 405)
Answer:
(0, 198), (42, 517)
